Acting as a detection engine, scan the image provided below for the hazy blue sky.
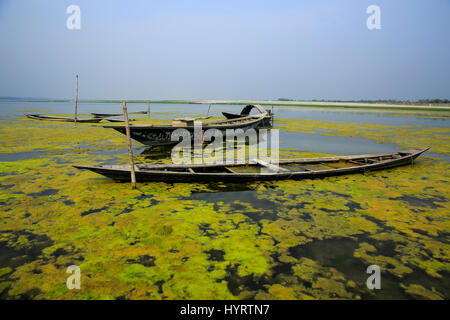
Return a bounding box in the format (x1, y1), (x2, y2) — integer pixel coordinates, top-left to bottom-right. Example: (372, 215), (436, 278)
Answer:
(0, 0), (449, 100)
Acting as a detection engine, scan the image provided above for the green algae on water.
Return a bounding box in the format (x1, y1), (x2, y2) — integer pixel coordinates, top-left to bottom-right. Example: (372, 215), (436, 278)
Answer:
(0, 109), (449, 300)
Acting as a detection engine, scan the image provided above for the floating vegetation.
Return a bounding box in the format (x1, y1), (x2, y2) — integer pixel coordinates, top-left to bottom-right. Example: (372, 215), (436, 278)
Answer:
(0, 107), (449, 300)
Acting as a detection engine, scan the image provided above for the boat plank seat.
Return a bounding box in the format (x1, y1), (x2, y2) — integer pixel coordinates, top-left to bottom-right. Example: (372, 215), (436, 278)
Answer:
(253, 159), (290, 173)
(349, 159), (366, 165)
(224, 167), (236, 174)
(188, 168), (195, 173)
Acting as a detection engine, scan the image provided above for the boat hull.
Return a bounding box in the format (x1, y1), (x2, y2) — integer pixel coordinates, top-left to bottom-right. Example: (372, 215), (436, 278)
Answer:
(222, 105), (273, 127)
(222, 112), (273, 127)
(91, 111), (148, 118)
(106, 115), (266, 146)
(74, 148), (429, 183)
(26, 114), (102, 123)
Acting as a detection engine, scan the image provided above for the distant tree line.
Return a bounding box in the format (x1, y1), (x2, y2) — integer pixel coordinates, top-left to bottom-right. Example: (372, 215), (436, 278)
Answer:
(277, 98), (449, 105)
(416, 99), (449, 104)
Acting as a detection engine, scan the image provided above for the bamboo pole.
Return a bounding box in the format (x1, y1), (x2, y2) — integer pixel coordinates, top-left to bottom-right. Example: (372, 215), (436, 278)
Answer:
(74, 75), (79, 122)
(206, 104), (211, 117)
(271, 105), (274, 126)
(122, 101), (136, 188)
(147, 101), (150, 116)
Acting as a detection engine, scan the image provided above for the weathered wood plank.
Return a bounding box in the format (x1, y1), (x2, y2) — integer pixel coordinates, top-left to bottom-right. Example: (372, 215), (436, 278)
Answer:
(224, 167), (236, 174)
(74, 75), (78, 122)
(253, 159), (290, 172)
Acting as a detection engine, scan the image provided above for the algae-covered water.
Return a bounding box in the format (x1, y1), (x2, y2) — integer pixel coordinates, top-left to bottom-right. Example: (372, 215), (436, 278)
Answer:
(0, 102), (449, 300)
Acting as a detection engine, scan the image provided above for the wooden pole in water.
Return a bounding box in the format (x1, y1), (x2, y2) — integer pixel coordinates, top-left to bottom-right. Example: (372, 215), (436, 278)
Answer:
(74, 75), (79, 122)
(147, 101), (151, 116)
(122, 101), (136, 188)
(271, 105), (274, 126)
(206, 104), (211, 117)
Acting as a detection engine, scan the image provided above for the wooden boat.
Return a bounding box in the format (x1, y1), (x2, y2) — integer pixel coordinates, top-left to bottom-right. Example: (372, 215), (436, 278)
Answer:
(222, 105), (273, 127)
(91, 111), (148, 118)
(74, 148), (429, 182)
(102, 118), (136, 123)
(103, 113), (267, 146)
(26, 114), (103, 123)
(25, 114), (133, 123)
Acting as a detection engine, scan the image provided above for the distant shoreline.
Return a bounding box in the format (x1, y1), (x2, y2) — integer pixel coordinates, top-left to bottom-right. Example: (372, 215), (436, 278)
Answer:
(1, 98), (449, 112)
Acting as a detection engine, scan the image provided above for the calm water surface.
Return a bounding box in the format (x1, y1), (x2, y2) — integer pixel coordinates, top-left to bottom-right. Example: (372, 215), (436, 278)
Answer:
(1, 101), (448, 159)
